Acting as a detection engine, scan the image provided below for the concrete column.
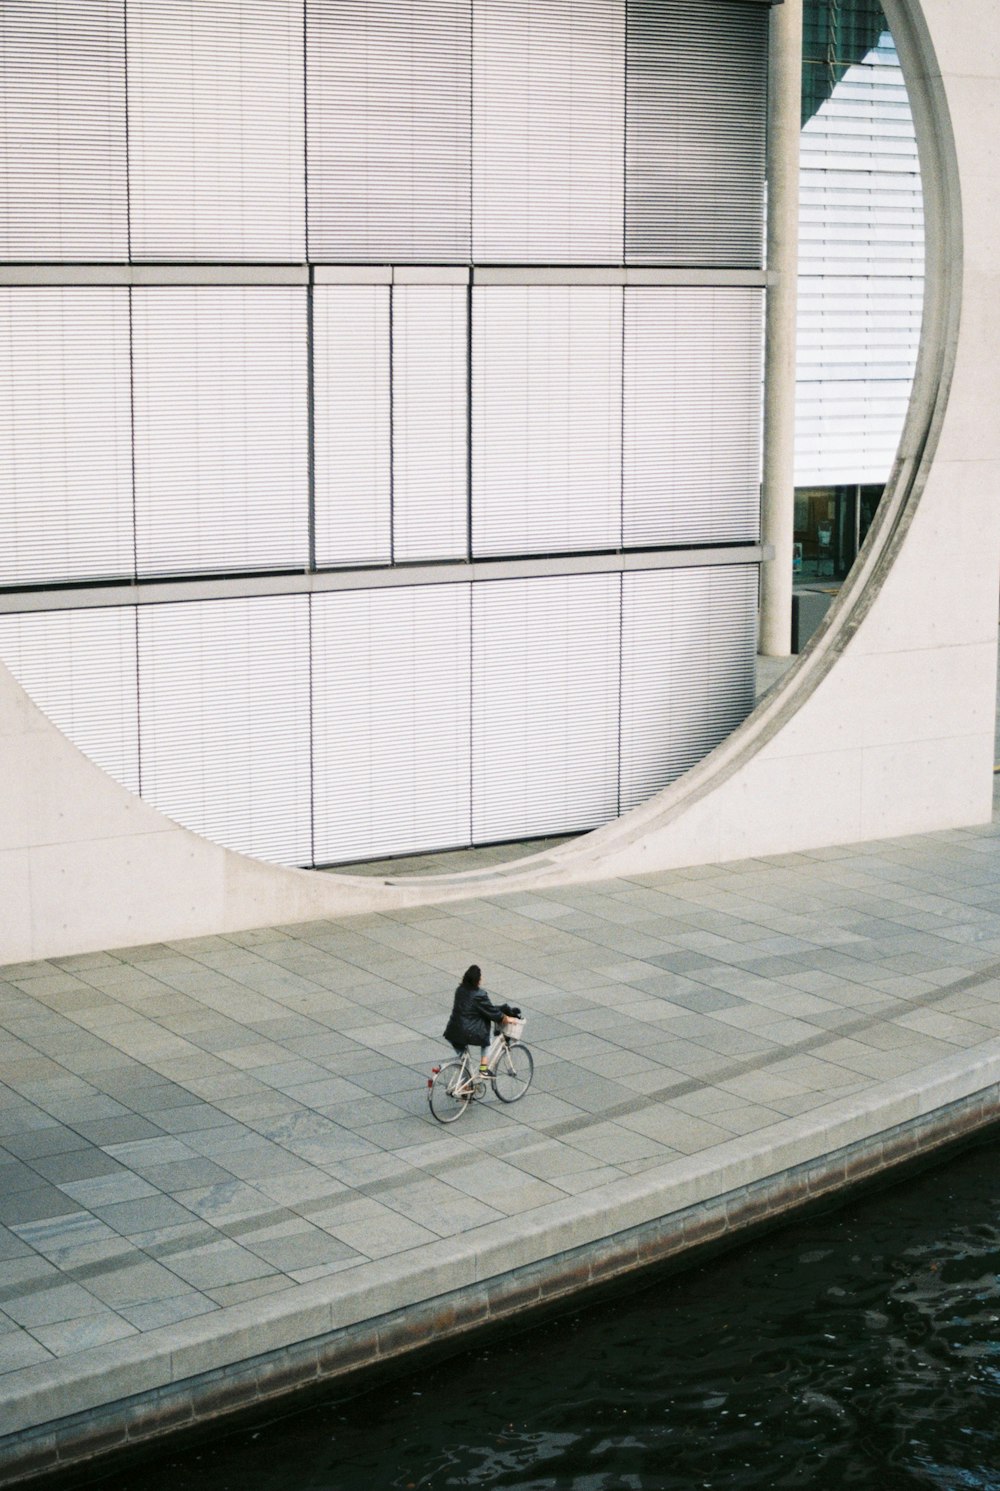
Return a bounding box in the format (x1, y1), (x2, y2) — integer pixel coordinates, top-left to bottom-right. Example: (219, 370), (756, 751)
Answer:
(759, 0), (803, 658)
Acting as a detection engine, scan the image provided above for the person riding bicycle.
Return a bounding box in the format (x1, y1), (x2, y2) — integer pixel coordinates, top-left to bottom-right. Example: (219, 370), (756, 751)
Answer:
(443, 965), (521, 1076)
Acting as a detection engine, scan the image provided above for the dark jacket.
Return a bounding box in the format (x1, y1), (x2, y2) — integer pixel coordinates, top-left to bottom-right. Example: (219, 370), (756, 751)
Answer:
(443, 982), (509, 1050)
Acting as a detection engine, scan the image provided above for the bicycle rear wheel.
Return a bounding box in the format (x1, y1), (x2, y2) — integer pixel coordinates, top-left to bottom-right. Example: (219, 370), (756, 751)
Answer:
(492, 1042), (533, 1103)
(428, 1060), (471, 1123)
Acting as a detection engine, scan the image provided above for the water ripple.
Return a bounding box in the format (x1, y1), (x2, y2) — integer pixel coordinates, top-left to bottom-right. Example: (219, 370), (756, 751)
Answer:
(72, 1137), (1000, 1491)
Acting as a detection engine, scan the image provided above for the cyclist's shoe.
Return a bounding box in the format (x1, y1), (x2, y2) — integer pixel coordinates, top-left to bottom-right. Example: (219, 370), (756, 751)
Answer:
(479, 1062), (489, 1075)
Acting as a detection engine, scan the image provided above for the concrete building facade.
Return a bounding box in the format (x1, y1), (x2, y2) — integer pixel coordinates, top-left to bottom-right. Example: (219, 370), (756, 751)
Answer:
(0, 0), (997, 964)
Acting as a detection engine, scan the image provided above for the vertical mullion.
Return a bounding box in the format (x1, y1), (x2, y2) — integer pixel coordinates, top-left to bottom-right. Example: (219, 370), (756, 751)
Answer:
(307, 273), (315, 573)
(123, 0), (132, 263)
(466, 280), (474, 562)
(303, 0), (310, 264)
(389, 283), (395, 566)
(307, 593), (316, 866)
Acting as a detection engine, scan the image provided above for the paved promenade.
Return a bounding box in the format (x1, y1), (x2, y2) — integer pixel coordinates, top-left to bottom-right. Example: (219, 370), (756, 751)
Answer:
(1, 657), (999, 1472)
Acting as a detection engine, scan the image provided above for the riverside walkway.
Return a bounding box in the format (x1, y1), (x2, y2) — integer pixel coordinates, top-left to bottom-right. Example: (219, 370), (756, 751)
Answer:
(3, 725), (1000, 1478)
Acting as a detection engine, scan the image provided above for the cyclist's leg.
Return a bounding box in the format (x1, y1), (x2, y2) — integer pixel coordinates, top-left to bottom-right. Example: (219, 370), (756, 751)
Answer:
(452, 1046), (474, 1089)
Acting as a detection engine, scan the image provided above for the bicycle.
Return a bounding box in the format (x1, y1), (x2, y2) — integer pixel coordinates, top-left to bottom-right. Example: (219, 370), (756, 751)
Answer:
(427, 1015), (534, 1123)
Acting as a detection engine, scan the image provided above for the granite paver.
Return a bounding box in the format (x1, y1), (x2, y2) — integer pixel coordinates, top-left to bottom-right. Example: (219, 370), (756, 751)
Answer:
(3, 670), (1000, 1439)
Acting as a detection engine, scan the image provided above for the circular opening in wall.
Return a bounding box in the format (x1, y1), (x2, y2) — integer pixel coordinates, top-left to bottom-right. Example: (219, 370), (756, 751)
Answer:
(0, 0), (942, 889)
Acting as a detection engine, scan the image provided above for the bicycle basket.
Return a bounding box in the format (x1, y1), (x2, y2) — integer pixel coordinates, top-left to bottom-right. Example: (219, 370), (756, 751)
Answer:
(501, 1015), (525, 1039)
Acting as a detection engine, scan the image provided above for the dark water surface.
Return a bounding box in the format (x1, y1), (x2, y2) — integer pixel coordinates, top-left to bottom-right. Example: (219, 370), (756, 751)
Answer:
(81, 1137), (1000, 1491)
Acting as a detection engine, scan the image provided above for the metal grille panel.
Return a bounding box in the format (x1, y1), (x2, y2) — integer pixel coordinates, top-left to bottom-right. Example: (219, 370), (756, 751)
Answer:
(472, 286), (623, 557)
(307, 0), (472, 263)
(312, 585), (472, 864)
(0, 607), (139, 794)
(625, 0), (768, 267)
(0, 290), (134, 587)
(393, 286), (469, 563)
(0, 1), (128, 261)
(137, 596), (312, 866)
(472, 573), (620, 842)
(623, 287), (763, 547)
(132, 287), (308, 578)
(313, 286), (392, 569)
(620, 565), (757, 812)
(127, 0), (305, 262)
(472, 0), (625, 264)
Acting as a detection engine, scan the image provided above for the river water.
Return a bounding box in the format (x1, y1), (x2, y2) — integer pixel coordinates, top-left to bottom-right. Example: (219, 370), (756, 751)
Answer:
(80, 1135), (1000, 1491)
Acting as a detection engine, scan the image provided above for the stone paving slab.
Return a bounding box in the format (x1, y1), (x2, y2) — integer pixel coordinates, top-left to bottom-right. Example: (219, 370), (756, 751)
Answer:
(3, 775), (1000, 1443)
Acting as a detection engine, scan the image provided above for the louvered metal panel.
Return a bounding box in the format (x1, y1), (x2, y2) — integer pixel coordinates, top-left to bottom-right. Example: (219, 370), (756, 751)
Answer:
(307, 1), (471, 263)
(137, 596), (311, 866)
(392, 287), (468, 563)
(132, 287), (308, 578)
(314, 286), (391, 569)
(472, 286), (623, 557)
(312, 585), (471, 864)
(625, 0), (768, 267)
(472, 574), (620, 843)
(0, 290), (133, 587)
(619, 565), (757, 812)
(0, 1), (128, 261)
(472, 0), (624, 264)
(127, 0), (305, 262)
(623, 287), (762, 547)
(796, 34), (923, 488)
(0, 607), (139, 794)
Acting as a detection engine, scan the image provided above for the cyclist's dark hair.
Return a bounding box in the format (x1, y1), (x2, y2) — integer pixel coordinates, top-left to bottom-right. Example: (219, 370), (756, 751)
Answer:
(462, 964), (481, 988)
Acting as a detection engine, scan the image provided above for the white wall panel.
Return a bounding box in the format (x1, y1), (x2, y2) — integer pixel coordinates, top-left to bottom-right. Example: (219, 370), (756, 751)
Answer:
(312, 585), (471, 864)
(132, 287), (308, 577)
(137, 597), (311, 865)
(620, 566), (757, 813)
(472, 286), (623, 557)
(314, 286), (391, 569)
(0, 608), (139, 794)
(127, 0), (305, 261)
(796, 35), (924, 487)
(625, 0), (768, 267)
(0, 1), (128, 261)
(472, 0), (624, 263)
(307, 0), (471, 263)
(623, 287), (762, 546)
(392, 287), (468, 562)
(472, 574), (620, 842)
(0, 290), (134, 587)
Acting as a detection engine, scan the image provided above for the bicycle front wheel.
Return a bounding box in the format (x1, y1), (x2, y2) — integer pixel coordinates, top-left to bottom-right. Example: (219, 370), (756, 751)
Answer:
(428, 1061), (471, 1123)
(492, 1042), (533, 1103)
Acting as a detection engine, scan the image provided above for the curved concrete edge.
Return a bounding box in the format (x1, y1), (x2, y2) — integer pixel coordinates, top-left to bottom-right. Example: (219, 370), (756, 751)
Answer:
(0, 1034), (998, 1481)
(2, 0), (999, 964)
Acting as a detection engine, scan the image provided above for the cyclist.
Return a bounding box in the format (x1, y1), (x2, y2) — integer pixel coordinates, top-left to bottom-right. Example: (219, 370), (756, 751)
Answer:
(443, 965), (521, 1076)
